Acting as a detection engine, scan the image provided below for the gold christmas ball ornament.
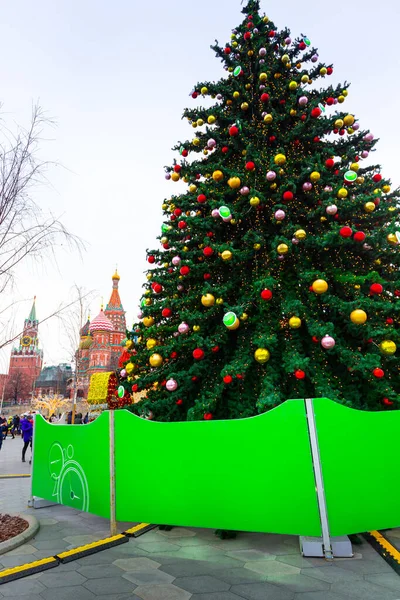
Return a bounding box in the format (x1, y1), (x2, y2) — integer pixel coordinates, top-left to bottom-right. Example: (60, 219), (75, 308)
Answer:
(288, 81), (298, 91)
(193, 138), (200, 146)
(248, 50), (254, 57)
(228, 176), (241, 189)
(364, 202), (376, 213)
(212, 170), (224, 182)
(189, 184), (197, 193)
(241, 102), (249, 111)
(193, 325), (201, 332)
(295, 229), (307, 240)
(125, 340), (133, 349)
(338, 95), (345, 103)
(144, 298), (152, 306)
(354, 284), (360, 290)
(350, 309), (367, 325)
(342, 89), (349, 97)
(149, 353), (163, 368)
(171, 172), (180, 182)
(387, 233), (398, 245)
(259, 72), (268, 82)
(274, 153), (286, 165)
(310, 171), (321, 183)
(277, 243), (289, 254)
(301, 74), (309, 83)
(197, 119), (204, 127)
(312, 279), (329, 294)
(146, 338), (158, 350)
(245, 83), (251, 90)
(146, 273), (152, 280)
(264, 113), (273, 124)
(320, 67), (327, 76)
(201, 294), (215, 307)
(350, 162), (359, 172)
(125, 362), (137, 374)
(380, 340), (397, 356)
(343, 114), (355, 127)
(201, 86), (208, 95)
(337, 188), (348, 199)
(160, 236), (168, 244)
(290, 109), (297, 117)
(335, 119), (344, 129)
(143, 316), (155, 327)
(249, 196), (260, 206)
(216, 298), (224, 305)
(253, 243), (261, 250)
(254, 348), (271, 364)
(208, 115), (216, 124)
(233, 91), (240, 99)
(221, 250), (233, 261)
(240, 313), (248, 321)
(289, 316), (302, 329)
(281, 54), (290, 63)
(382, 184), (391, 193)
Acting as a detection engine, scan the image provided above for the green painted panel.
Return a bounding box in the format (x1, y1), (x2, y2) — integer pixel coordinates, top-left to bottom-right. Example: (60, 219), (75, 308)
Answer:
(313, 398), (400, 536)
(115, 400), (321, 536)
(31, 413), (110, 518)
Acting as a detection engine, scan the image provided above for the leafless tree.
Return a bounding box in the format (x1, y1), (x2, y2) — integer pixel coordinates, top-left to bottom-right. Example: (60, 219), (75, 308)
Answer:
(4, 369), (32, 404)
(0, 103), (82, 294)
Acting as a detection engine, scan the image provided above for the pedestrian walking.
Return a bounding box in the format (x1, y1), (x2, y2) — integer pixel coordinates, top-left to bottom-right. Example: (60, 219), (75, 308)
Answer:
(20, 414), (33, 463)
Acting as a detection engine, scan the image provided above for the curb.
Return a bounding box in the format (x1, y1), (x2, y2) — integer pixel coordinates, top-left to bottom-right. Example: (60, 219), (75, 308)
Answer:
(364, 531), (400, 575)
(0, 514), (39, 556)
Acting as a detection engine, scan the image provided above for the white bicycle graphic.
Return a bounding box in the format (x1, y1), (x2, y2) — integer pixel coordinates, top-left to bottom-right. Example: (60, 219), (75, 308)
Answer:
(49, 442), (89, 512)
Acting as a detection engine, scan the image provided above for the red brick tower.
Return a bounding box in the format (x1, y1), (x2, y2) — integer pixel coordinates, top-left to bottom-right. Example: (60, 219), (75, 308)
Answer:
(6, 297), (43, 401)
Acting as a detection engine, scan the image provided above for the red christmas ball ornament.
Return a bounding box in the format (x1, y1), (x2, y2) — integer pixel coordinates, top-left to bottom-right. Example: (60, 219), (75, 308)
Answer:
(373, 173), (382, 183)
(236, 374), (244, 379)
(340, 226), (352, 238)
(229, 125), (239, 137)
(206, 231), (214, 238)
(162, 308), (172, 318)
(170, 215), (176, 221)
(395, 290), (400, 297)
(192, 92), (199, 99)
(132, 384), (139, 393)
(325, 158), (335, 169)
(261, 289), (273, 300)
(176, 399), (183, 405)
(339, 129), (345, 136)
(333, 128), (338, 134)
(327, 67), (333, 75)
(222, 146), (229, 154)
(204, 273), (211, 280)
(326, 97), (334, 106)
(370, 283), (383, 295)
(245, 161), (255, 171)
(246, 21), (253, 29)
(192, 376), (198, 382)
(386, 318), (394, 325)
(353, 231), (366, 242)
(170, 351), (177, 359)
(180, 265), (190, 276)
(196, 173), (201, 179)
(373, 368), (385, 379)
(152, 283), (163, 294)
(244, 31), (252, 41)
(212, 346), (220, 353)
(279, 99), (286, 105)
(269, 136), (276, 143)
(261, 93), (270, 102)
(181, 149), (188, 157)
(301, 114), (307, 122)
(373, 198), (380, 206)
(268, 30), (275, 37)
(299, 41), (306, 50)
(311, 107), (322, 118)
(174, 165), (181, 173)
(203, 246), (214, 257)
(163, 243), (169, 250)
(383, 397), (394, 406)
(283, 191), (294, 201)
(223, 375), (233, 384)
(148, 255), (155, 264)
(174, 208), (182, 216)
(193, 348), (205, 360)
(178, 220), (187, 229)
(314, 136), (321, 143)
(204, 412), (213, 420)
(224, 47), (231, 54)
(295, 369), (306, 380)
(312, 336), (319, 343)
(197, 194), (207, 203)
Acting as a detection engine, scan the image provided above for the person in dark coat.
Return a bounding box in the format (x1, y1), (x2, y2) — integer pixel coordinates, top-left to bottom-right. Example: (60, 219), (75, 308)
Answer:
(75, 413), (83, 424)
(20, 415), (33, 462)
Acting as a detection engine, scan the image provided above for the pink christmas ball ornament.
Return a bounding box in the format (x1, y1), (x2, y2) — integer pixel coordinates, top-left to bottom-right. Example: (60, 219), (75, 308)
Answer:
(321, 335), (336, 349)
(259, 47), (267, 56)
(207, 138), (216, 149)
(292, 237), (299, 245)
(137, 311), (143, 319)
(165, 173), (171, 180)
(364, 133), (374, 142)
(274, 209), (286, 220)
(240, 186), (250, 195)
(361, 150), (369, 158)
(285, 37), (292, 45)
(267, 171), (277, 181)
(178, 322), (189, 334)
(311, 54), (319, 63)
(211, 209), (220, 218)
(352, 122), (360, 131)
(303, 182), (312, 191)
(259, 59), (265, 64)
(326, 204), (338, 215)
(172, 256), (181, 266)
(298, 96), (308, 106)
(120, 369), (127, 378)
(166, 379), (178, 392)
(278, 255), (285, 261)
(177, 284), (184, 291)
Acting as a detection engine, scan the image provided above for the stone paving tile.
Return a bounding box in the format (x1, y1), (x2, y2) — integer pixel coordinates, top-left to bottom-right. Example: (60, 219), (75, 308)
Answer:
(244, 560), (300, 577)
(32, 539), (69, 550)
(41, 585), (96, 600)
(232, 582), (295, 599)
(302, 565), (364, 583)
(95, 595), (142, 600)
(192, 594), (246, 600)
(134, 583), (192, 600)
(40, 571), (88, 588)
(39, 518), (59, 525)
(157, 528), (196, 538)
(154, 554), (244, 568)
(0, 578), (47, 596)
(364, 572), (400, 592)
(63, 534), (99, 545)
(113, 557), (161, 571)
(174, 575), (230, 593)
(77, 564), (125, 579)
(123, 569), (175, 585)
(277, 555), (316, 569)
(0, 554), (40, 568)
(331, 579), (400, 600)
(4, 543), (38, 556)
(331, 557), (393, 574)
(159, 558), (244, 577)
(136, 541), (181, 553)
(267, 573), (330, 593)
(83, 576), (137, 595)
(227, 549), (276, 562)
(294, 593), (354, 600)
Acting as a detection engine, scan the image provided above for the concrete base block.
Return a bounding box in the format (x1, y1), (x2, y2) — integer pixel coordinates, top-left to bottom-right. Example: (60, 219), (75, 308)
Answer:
(28, 496), (58, 509)
(300, 535), (353, 558)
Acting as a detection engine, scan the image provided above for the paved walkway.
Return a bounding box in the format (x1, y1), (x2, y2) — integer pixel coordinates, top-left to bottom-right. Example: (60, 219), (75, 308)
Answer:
(1, 436), (400, 600)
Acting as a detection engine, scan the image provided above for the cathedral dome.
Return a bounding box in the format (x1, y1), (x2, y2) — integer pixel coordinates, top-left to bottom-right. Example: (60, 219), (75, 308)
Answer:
(90, 310), (113, 333)
(112, 269), (120, 281)
(79, 335), (93, 349)
(80, 317), (91, 337)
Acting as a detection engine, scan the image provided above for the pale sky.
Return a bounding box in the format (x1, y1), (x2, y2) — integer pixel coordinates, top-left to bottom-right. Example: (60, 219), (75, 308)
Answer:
(0, 0), (399, 371)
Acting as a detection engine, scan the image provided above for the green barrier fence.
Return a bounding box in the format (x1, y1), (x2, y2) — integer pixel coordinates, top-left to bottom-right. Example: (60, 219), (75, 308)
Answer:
(31, 398), (400, 539)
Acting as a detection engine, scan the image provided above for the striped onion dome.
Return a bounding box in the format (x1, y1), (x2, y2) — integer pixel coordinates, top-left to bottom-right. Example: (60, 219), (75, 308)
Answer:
(89, 309), (113, 333)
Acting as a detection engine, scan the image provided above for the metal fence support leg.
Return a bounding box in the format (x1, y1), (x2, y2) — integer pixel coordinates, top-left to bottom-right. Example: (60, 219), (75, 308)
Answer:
(109, 410), (117, 536)
(305, 398), (333, 560)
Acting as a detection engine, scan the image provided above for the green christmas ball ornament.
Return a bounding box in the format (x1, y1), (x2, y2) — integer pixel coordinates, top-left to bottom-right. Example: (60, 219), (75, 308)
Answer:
(344, 170), (357, 183)
(223, 312), (237, 327)
(118, 385), (125, 398)
(219, 206), (232, 219)
(304, 37), (311, 46)
(233, 66), (242, 77)
(161, 224), (170, 233)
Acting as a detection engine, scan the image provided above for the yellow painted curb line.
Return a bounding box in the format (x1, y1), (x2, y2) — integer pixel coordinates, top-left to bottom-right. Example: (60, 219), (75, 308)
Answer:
(0, 557), (58, 583)
(124, 523), (152, 535)
(369, 530), (400, 563)
(57, 534), (127, 562)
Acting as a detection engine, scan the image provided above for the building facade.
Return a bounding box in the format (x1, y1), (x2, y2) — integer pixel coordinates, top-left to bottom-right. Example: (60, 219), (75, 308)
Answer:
(76, 271), (126, 398)
(34, 364), (73, 398)
(3, 298), (44, 404)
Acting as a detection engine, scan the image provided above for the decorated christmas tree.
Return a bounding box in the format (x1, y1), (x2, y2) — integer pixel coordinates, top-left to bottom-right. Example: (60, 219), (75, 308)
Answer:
(118, 0), (400, 421)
